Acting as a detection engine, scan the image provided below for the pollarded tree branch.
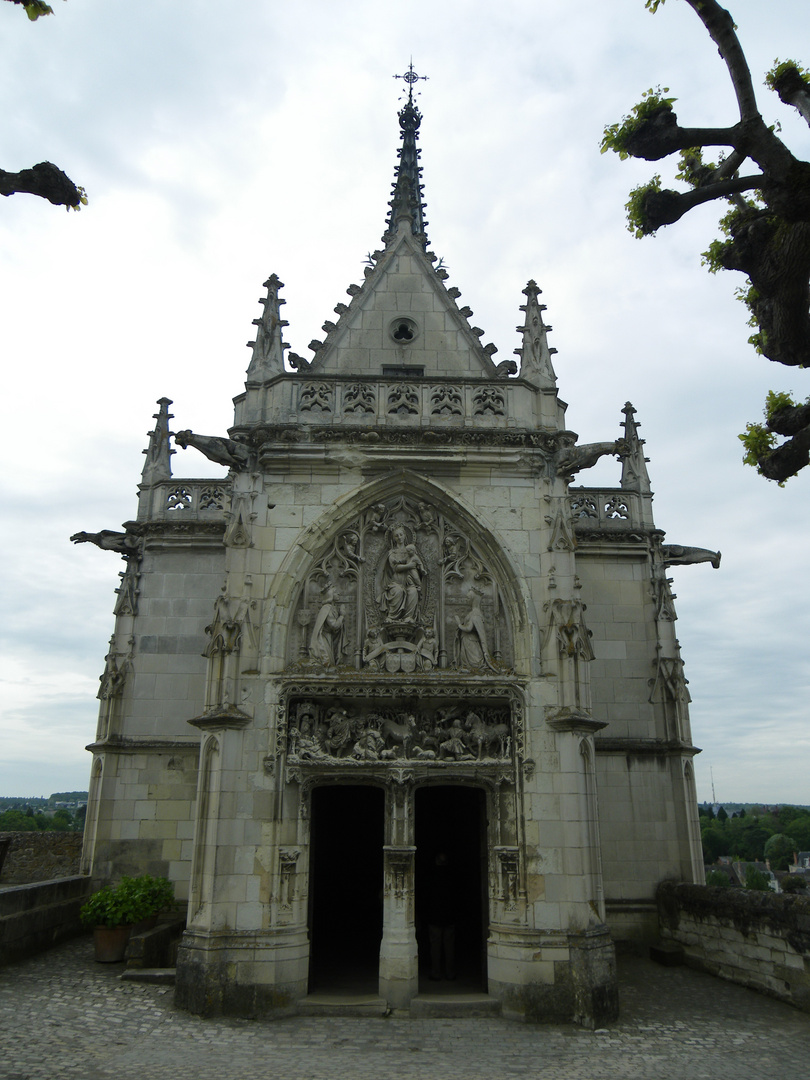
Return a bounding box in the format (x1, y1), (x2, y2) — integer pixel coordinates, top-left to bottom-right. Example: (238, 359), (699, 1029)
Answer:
(770, 64), (810, 129)
(768, 400), (810, 437)
(683, 0), (760, 124)
(758, 425), (810, 482)
(608, 2), (810, 480)
(621, 107), (741, 161)
(0, 161), (83, 207)
(641, 174), (763, 231)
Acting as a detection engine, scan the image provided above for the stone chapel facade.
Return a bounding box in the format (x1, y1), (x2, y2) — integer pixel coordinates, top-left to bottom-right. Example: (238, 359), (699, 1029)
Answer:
(76, 83), (713, 1026)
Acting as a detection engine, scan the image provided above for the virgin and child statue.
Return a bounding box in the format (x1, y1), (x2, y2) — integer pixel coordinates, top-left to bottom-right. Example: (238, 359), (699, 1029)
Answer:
(375, 525), (426, 625)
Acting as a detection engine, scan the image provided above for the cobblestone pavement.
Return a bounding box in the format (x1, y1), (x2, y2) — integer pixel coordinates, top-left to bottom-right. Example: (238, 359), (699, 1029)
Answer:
(2, 937), (809, 1080)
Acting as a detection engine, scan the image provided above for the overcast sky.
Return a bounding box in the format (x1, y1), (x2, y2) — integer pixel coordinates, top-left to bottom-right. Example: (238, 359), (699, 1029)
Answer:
(1, 0), (808, 805)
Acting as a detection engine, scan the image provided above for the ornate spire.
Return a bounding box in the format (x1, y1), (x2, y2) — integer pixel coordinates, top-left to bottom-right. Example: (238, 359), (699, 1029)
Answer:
(620, 402), (652, 495)
(246, 274), (289, 382)
(383, 64), (429, 248)
(514, 280), (557, 386)
(141, 397), (174, 486)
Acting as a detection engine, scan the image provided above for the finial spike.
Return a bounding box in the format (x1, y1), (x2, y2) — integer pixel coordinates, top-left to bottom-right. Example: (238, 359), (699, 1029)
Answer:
(246, 273), (288, 382)
(384, 64), (430, 248)
(620, 401), (652, 494)
(514, 280), (557, 386)
(141, 397), (174, 486)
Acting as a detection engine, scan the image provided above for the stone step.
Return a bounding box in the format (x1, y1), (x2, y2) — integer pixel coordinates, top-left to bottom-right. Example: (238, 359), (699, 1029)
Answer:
(298, 994), (389, 1017)
(649, 941), (685, 967)
(121, 967), (176, 986)
(410, 993), (501, 1018)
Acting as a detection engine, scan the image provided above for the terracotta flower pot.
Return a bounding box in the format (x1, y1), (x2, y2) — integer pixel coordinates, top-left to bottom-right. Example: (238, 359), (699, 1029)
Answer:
(92, 924), (132, 963)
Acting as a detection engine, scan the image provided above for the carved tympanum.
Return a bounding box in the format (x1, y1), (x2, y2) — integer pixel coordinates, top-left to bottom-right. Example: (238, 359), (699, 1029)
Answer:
(288, 495), (512, 672)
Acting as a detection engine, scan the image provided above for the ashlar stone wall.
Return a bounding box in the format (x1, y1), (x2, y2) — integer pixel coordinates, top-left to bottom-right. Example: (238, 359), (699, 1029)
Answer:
(657, 881), (810, 1012)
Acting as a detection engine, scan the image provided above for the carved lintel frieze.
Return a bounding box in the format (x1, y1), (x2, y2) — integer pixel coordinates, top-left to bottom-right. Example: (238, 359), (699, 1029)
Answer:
(282, 695), (516, 767)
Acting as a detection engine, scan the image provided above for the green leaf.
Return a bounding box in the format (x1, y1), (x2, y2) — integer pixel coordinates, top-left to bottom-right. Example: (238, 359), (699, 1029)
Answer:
(600, 88), (676, 159)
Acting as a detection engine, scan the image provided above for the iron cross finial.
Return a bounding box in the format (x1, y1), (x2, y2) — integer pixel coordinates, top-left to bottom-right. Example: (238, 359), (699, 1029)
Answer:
(393, 61), (428, 102)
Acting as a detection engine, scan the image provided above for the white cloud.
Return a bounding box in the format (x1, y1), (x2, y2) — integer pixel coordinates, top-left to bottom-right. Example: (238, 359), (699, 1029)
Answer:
(0, 0), (808, 803)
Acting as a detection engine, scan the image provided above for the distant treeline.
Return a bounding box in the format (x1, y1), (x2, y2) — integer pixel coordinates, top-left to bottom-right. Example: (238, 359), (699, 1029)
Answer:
(0, 793), (88, 833)
(699, 804), (810, 869)
(0, 792), (88, 810)
(0, 805), (86, 832)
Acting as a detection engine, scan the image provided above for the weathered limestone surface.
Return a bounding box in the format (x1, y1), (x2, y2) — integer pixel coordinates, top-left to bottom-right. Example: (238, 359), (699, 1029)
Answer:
(0, 831), (83, 885)
(657, 881), (810, 1012)
(0, 876), (91, 964)
(76, 84), (711, 1025)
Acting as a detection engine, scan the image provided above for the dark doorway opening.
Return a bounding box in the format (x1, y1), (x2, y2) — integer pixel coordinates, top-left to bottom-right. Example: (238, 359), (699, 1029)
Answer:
(415, 785), (487, 992)
(308, 785), (384, 994)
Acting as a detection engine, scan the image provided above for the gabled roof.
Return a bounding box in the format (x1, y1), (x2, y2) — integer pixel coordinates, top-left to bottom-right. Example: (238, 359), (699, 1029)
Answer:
(300, 221), (503, 379)
(291, 70), (506, 381)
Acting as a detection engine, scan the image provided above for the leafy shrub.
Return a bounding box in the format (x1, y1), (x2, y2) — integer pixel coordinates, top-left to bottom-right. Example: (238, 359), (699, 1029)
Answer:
(705, 869), (732, 888)
(744, 866), (772, 892)
(780, 874), (807, 893)
(80, 875), (175, 928)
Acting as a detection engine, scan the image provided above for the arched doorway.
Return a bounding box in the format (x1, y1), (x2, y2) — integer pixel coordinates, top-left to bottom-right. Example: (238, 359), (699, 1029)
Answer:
(415, 785), (488, 991)
(308, 785), (385, 993)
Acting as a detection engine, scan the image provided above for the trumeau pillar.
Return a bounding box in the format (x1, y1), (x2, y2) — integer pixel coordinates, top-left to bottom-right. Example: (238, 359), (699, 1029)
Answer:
(379, 778), (418, 1007)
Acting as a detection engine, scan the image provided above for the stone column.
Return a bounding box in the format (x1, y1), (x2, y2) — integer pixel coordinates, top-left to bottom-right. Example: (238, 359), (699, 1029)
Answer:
(379, 844), (418, 1008)
(378, 775), (418, 1008)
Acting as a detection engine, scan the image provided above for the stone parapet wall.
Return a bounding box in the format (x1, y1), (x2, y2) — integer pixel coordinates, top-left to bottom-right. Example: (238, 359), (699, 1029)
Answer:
(0, 832), (83, 885)
(0, 875), (92, 964)
(657, 881), (810, 1012)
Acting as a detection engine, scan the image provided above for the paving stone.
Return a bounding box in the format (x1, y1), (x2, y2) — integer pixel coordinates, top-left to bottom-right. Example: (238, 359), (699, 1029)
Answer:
(1, 936), (809, 1080)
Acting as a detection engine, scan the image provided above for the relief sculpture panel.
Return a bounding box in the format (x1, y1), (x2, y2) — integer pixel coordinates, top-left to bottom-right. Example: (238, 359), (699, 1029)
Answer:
(287, 494), (514, 674)
(285, 698), (513, 765)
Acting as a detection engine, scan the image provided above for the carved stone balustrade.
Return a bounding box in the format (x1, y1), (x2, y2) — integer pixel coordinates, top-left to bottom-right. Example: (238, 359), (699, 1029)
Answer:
(137, 479), (231, 523)
(233, 374), (547, 432)
(569, 487), (646, 534)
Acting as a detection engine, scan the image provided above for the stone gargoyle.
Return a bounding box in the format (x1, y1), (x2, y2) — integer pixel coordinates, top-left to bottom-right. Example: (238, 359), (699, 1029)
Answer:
(662, 545), (721, 569)
(173, 430), (250, 470)
(555, 438), (628, 478)
(69, 530), (141, 557)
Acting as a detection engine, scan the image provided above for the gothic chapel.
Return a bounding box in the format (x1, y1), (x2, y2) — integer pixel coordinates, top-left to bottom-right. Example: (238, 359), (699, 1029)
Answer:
(77, 74), (714, 1026)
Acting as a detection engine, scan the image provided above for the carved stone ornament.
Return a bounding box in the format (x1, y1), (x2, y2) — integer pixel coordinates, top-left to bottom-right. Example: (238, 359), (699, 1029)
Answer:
(495, 846), (520, 910)
(545, 599), (595, 662)
(278, 847), (301, 912)
(282, 696), (514, 767)
(661, 544), (721, 569)
(649, 656), (691, 705)
(287, 494), (513, 674)
(97, 639), (132, 700)
(113, 560), (141, 616)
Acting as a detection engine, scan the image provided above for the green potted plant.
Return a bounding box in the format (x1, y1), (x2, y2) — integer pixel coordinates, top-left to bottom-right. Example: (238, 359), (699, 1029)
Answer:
(123, 874), (176, 931)
(80, 875), (175, 962)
